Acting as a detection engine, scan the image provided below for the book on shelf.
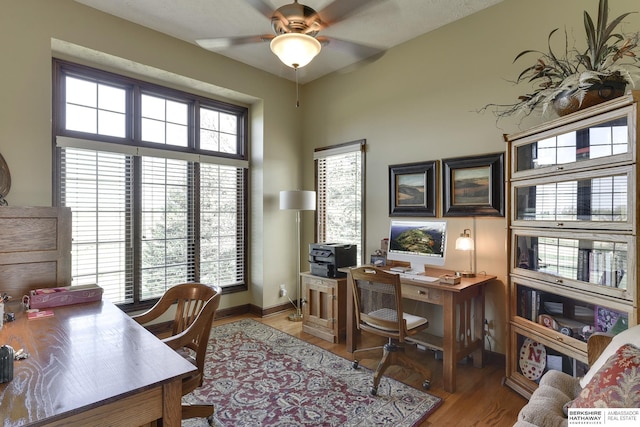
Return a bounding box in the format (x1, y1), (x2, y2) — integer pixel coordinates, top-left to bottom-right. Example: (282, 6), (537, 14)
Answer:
(531, 290), (540, 321)
(577, 248), (591, 282)
(518, 287), (530, 319)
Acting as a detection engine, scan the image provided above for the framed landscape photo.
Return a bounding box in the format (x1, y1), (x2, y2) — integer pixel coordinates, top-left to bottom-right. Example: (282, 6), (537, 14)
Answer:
(389, 160), (437, 216)
(442, 152), (504, 217)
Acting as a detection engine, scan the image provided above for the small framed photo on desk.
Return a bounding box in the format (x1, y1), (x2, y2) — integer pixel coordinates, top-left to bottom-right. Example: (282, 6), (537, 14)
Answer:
(370, 255), (386, 267)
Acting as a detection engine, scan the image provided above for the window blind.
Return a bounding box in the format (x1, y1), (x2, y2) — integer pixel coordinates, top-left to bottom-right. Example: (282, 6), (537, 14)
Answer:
(199, 163), (246, 287)
(140, 156), (194, 299)
(59, 146), (134, 303)
(58, 143), (247, 304)
(315, 140), (365, 265)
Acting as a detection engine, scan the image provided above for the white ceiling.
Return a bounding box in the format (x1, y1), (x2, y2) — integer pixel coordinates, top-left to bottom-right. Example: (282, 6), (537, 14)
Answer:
(74, 0), (503, 83)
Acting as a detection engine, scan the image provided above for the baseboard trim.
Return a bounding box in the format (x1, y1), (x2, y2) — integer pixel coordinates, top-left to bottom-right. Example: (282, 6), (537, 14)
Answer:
(214, 302), (294, 319)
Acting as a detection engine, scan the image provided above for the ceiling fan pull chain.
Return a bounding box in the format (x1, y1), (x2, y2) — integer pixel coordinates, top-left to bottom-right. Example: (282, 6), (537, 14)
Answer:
(295, 65), (300, 108)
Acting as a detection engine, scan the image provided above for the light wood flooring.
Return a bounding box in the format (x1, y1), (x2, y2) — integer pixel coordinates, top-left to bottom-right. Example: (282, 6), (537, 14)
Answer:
(215, 311), (527, 427)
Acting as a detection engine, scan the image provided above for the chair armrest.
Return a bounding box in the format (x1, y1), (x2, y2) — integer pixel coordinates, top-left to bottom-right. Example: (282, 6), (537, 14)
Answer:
(131, 296), (176, 325)
(587, 333), (613, 367)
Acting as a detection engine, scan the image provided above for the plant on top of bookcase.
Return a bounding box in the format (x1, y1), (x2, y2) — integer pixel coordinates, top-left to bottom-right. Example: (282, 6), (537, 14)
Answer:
(483, 0), (640, 118)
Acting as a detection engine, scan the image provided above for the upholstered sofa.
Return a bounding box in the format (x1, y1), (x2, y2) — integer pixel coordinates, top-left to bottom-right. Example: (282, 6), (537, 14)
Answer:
(514, 325), (640, 427)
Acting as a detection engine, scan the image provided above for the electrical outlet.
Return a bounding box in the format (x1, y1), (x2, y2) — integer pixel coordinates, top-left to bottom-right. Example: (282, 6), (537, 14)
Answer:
(279, 284), (287, 298)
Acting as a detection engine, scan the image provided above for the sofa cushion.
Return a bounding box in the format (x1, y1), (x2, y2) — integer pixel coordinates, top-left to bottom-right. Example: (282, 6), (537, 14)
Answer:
(516, 381), (574, 427)
(540, 369), (582, 399)
(570, 344), (640, 409)
(580, 325), (640, 388)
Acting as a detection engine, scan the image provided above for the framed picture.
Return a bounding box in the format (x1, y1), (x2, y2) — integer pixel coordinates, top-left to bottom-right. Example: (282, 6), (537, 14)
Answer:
(442, 152), (504, 217)
(389, 160), (437, 217)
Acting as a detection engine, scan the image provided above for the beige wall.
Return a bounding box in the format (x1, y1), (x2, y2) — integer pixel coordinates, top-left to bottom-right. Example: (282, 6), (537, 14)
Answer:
(301, 0), (640, 352)
(1, 0), (638, 353)
(0, 0), (303, 312)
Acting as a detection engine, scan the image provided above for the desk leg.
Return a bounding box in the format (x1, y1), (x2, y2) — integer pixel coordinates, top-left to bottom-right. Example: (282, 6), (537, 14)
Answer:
(472, 285), (485, 369)
(442, 292), (456, 393)
(162, 379), (182, 427)
(346, 272), (357, 353)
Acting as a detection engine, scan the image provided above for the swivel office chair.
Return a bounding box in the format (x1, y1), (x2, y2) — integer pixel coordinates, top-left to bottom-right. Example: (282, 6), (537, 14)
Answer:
(132, 283), (221, 426)
(349, 266), (432, 395)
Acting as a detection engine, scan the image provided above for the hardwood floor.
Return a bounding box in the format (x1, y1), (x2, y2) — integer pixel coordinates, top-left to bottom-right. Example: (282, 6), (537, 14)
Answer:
(214, 311), (527, 427)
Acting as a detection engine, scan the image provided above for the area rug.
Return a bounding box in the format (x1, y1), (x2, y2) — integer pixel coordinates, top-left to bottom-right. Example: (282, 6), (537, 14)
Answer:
(182, 318), (442, 426)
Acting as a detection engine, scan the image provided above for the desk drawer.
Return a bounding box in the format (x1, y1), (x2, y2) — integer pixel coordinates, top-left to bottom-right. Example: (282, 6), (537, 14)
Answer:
(304, 275), (333, 288)
(402, 284), (443, 304)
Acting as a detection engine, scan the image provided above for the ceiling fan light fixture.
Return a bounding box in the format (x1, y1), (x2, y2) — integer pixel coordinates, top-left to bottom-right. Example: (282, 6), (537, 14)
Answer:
(270, 33), (321, 68)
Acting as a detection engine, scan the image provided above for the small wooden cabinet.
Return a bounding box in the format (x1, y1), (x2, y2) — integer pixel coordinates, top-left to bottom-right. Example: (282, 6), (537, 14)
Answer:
(301, 272), (347, 343)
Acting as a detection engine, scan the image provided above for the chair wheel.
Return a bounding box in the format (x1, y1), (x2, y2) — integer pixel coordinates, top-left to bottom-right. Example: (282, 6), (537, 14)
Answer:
(370, 387), (378, 396)
(422, 379), (431, 390)
(352, 360), (359, 369)
(206, 415), (215, 426)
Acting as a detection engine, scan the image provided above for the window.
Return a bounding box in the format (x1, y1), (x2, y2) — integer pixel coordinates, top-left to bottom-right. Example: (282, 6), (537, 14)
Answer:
(314, 140), (365, 265)
(53, 60), (248, 309)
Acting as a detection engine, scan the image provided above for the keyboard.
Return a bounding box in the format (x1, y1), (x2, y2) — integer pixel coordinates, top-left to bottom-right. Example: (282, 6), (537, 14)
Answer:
(397, 273), (439, 283)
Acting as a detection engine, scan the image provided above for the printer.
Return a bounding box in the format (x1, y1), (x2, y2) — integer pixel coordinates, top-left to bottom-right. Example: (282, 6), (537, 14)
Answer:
(309, 243), (357, 278)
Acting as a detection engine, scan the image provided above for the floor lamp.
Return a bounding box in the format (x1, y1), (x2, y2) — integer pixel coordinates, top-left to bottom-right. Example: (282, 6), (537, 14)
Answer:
(280, 190), (316, 322)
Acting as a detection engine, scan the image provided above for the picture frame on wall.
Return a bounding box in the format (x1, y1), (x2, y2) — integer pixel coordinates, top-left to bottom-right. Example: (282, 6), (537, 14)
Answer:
(442, 152), (504, 217)
(389, 160), (437, 217)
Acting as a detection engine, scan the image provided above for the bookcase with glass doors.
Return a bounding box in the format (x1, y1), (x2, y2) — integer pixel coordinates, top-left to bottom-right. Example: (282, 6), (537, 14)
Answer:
(504, 91), (640, 398)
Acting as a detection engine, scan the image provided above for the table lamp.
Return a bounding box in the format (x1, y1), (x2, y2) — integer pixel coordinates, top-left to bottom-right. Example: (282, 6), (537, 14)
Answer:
(455, 228), (475, 278)
(280, 190), (316, 321)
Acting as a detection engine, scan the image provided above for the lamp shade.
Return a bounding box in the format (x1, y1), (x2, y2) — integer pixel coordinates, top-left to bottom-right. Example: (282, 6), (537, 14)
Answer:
(280, 190), (316, 211)
(455, 229), (474, 251)
(270, 33), (321, 68)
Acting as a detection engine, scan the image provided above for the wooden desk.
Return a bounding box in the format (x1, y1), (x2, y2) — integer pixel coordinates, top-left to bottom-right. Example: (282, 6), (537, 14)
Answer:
(345, 267), (496, 393)
(0, 300), (196, 427)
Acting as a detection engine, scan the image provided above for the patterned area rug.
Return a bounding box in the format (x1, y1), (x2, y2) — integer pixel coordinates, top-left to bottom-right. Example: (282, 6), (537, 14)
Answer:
(182, 318), (442, 426)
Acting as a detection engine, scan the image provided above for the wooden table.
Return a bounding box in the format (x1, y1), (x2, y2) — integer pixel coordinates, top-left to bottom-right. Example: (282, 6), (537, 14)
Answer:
(345, 267), (496, 393)
(0, 300), (196, 427)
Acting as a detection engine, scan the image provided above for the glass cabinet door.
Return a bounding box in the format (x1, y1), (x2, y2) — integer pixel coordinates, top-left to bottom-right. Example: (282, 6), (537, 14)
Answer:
(511, 229), (634, 302)
(511, 329), (589, 385)
(511, 166), (632, 230)
(511, 108), (633, 179)
(515, 283), (629, 343)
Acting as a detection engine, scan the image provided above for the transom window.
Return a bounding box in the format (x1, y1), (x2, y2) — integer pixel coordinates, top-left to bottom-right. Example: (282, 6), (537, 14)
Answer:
(53, 60), (248, 310)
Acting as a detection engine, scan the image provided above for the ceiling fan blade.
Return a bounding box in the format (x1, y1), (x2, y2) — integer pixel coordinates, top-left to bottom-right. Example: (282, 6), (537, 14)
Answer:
(239, 0), (292, 29)
(196, 35), (274, 50)
(317, 36), (384, 62)
(315, 0), (387, 28)
(245, 0), (275, 20)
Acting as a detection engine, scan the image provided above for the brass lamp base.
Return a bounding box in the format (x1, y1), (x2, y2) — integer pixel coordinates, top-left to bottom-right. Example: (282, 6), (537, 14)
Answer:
(456, 271), (476, 278)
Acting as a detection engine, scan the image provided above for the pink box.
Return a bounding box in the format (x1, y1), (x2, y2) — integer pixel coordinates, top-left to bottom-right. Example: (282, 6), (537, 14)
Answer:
(29, 285), (103, 309)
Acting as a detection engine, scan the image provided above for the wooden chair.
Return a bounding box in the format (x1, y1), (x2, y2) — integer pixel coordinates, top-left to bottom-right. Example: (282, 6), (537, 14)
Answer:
(349, 266), (432, 395)
(132, 283), (222, 425)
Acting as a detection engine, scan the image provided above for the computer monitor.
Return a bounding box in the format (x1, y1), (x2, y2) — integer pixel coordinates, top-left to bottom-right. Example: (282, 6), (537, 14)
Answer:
(386, 219), (447, 272)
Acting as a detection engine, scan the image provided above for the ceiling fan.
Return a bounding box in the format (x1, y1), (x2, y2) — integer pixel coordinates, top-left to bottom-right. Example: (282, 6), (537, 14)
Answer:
(196, 0), (385, 70)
